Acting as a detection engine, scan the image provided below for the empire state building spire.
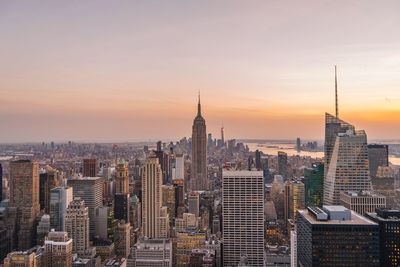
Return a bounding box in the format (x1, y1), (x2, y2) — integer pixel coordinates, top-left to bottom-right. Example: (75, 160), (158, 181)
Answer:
(191, 93), (208, 191)
(197, 91), (201, 116)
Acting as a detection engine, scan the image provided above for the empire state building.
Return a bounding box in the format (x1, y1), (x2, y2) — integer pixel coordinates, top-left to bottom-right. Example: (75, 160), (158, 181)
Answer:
(190, 94), (208, 191)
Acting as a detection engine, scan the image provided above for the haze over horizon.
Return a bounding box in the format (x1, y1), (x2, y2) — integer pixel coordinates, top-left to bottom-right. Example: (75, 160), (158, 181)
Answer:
(1, 1), (400, 142)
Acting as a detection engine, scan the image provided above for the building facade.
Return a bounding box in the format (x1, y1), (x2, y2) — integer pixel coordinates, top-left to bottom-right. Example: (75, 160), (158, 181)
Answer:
(222, 170), (264, 266)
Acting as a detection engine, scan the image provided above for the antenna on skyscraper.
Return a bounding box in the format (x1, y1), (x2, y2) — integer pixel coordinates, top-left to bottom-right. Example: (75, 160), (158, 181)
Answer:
(335, 65), (339, 118)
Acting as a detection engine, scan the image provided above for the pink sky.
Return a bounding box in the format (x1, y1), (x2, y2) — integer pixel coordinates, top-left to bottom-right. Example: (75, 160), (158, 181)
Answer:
(1, 1), (400, 142)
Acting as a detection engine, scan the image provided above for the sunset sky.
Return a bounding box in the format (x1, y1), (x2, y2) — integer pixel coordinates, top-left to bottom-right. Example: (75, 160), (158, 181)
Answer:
(1, 1), (400, 142)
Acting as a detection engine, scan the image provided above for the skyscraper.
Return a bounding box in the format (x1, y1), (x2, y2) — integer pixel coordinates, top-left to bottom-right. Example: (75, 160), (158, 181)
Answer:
(304, 162), (324, 207)
(115, 161), (129, 194)
(8, 159), (40, 250)
(278, 151), (288, 179)
(67, 177), (103, 239)
(65, 198), (92, 257)
(368, 144), (389, 178)
(297, 206), (380, 267)
(366, 208), (400, 267)
(191, 94), (208, 191)
(324, 113), (354, 178)
(49, 186), (73, 231)
(141, 156), (163, 238)
(83, 158), (97, 177)
(323, 124), (372, 205)
(188, 191), (200, 217)
(222, 170), (264, 266)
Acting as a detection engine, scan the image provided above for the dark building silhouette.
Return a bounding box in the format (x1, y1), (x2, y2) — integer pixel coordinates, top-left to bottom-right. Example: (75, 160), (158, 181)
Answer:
(278, 151), (288, 179)
(83, 159), (97, 177)
(304, 162), (324, 207)
(368, 144), (389, 178)
(366, 208), (400, 267)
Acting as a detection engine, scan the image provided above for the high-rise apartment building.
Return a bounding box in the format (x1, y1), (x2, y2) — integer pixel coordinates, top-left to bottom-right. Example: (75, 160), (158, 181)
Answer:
(222, 170), (264, 266)
(366, 208), (400, 267)
(278, 151), (288, 179)
(297, 206), (380, 267)
(49, 186), (73, 231)
(8, 159), (40, 250)
(340, 191), (386, 215)
(44, 230), (73, 267)
(323, 121), (372, 205)
(65, 198), (92, 257)
(67, 177), (103, 239)
(191, 95), (208, 191)
(368, 144), (389, 178)
(304, 162), (324, 207)
(83, 159), (97, 177)
(141, 156), (162, 238)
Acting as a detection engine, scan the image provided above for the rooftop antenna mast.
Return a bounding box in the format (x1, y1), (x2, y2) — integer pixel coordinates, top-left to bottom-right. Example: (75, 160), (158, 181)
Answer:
(335, 65), (339, 118)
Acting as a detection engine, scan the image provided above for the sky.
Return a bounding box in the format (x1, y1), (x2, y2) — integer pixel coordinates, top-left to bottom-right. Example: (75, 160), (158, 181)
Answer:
(1, 0), (400, 142)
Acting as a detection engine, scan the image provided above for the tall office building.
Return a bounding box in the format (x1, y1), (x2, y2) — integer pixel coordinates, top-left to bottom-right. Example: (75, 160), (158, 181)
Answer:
(221, 125), (225, 146)
(284, 180), (305, 223)
(191, 94), (208, 191)
(174, 154), (185, 180)
(65, 198), (91, 257)
(44, 230), (73, 267)
(37, 214), (51, 245)
(49, 186), (73, 231)
(278, 151), (288, 179)
(297, 206), (380, 267)
(324, 113), (355, 178)
(255, 150), (262, 170)
(39, 167), (60, 213)
(8, 159), (40, 250)
(222, 170), (264, 266)
(323, 123), (372, 205)
(304, 162), (324, 207)
(368, 144), (389, 178)
(114, 193), (130, 223)
(83, 159), (97, 177)
(67, 177), (103, 239)
(155, 141), (170, 184)
(366, 208), (400, 267)
(162, 185), (176, 223)
(141, 156), (163, 238)
(116, 161), (129, 194)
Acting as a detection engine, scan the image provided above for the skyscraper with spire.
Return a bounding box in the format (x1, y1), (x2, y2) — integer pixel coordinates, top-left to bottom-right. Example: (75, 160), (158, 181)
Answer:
(323, 66), (371, 205)
(190, 93), (208, 191)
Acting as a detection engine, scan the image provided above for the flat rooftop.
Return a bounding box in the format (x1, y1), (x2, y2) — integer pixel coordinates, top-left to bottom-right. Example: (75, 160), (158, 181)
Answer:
(299, 209), (378, 226)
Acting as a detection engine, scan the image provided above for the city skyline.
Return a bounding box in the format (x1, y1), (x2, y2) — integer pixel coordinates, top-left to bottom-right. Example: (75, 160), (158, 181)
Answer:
(1, 1), (400, 142)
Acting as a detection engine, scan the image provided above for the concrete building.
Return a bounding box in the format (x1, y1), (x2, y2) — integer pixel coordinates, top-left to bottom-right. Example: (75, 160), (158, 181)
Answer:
(188, 249), (216, 267)
(175, 213), (198, 232)
(222, 170), (264, 266)
(191, 94), (208, 191)
(174, 154), (185, 180)
(67, 177), (103, 239)
(129, 239), (172, 267)
(49, 186), (73, 231)
(8, 159), (40, 250)
(340, 191), (386, 215)
(44, 230), (73, 267)
(141, 156), (163, 239)
(65, 198), (93, 257)
(174, 233), (206, 267)
(297, 206), (380, 266)
(116, 161), (129, 194)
